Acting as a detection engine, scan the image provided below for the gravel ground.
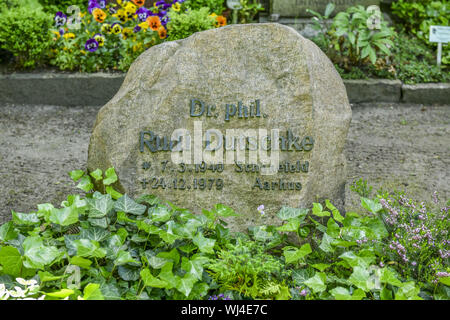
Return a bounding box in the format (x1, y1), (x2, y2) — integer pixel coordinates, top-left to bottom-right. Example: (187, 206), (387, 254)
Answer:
(0, 102), (449, 223)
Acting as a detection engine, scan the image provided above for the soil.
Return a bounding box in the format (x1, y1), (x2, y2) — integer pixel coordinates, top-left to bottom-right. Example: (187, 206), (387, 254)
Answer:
(0, 102), (449, 224)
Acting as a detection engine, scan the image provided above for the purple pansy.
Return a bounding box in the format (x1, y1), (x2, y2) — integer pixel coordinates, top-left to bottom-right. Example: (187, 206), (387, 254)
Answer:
(156, 1), (172, 10)
(58, 28), (65, 36)
(88, 0), (101, 14)
(85, 38), (99, 52)
(136, 7), (151, 22)
(133, 25), (142, 33)
(54, 12), (67, 27)
(98, 0), (107, 8)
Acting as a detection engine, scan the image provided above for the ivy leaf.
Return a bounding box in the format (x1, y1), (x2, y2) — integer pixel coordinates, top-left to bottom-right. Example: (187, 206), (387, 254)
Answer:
(46, 289), (74, 299)
(140, 268), (168, 288)
(73, 239), (106, 258)
(158, 263), (178, 289)
(23, 236), (59, 270)
(150, 206), (171, 222)
(103, 167), (118, 185)
(319, 233), (335, 253)
(304, 272), (327, 293)
(276, 218), (301, 232)
(106, 186), (123, 200)
(277, 207), (308, 221)
(176, 273), (198, 297)
(395, 282), (422, 300)
(69, 256), (92, 269)
(38, 271), (65, 283)
(12, 211), (39, 226)
(339, 250), (375, 269)
(88, 217), (109, 229)
(348, 266), (374, 292)
(89, 169), (103, 181)
(89, 194), (115, 218)
(158, 229), (180, 245)
(117, 265), (140, 281)
(439, 277), (450, 286)
(193, 233), (216, 254)
(311, 203), (331, 217)
(330, 287), (366, 300)
(214, 204), (239, 217)
(326, 199), (345, 223)
(49, 206), (79, 226)
(0, 221), (18, 242)
(80, 227), (110, 242)
(76, 175), (94, 192)
(361, 197), (382, 214)
(115, 194), (146, 215)
(82, 283), (104, 300)
(69, 170), (85, 182)
(379, 267), (403, 287)
(283, 244), (312, 264)
(156, 248), (180, 265)
(114, 250), (139, 266)
(181, 257), (204, 281)
(143, 252), (170, 269)
(311, 263), (332, 272)
(0, 246), (22, 277)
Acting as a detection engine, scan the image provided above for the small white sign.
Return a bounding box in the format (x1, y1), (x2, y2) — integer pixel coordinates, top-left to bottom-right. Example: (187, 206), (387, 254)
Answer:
(227, 0), (242, 10)
(429, 26), (450, 43)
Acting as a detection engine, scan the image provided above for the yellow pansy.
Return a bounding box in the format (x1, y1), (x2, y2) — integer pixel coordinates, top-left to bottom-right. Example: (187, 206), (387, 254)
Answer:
(113, 9), (128, 23)
(172, 2), (181, 12)
(122, 27), (133, 39)
(138, 21), (149, 30)
(63, 33), (75, 39)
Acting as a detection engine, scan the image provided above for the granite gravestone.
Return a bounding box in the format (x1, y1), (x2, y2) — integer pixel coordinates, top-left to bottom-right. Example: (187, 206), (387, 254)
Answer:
(272, 0), (380, 17)
(87, 23), (352, 231)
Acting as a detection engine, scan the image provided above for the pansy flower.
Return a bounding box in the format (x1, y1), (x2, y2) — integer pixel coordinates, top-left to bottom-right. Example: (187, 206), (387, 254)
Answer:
(138, 21), (149, 30)
(88, 0), (101, 14)
(132, 0), (145, 7)
(156, 0), (171, 10)
(157, 26), (167, 39)
(124, 2), (137, 17)
(59, 28), (65, 37)
(101, 23), (112, 33)
(136, 7), (150, 22)
(171, 2), (181, 12)
(54, 12), (67, 27)
(85, 38), (99, 52)
(133, 25), (142, 33)
(92, 8), (107, 23)
(63, 33), (75, 39)
(122, 27), (133, 39)
(147, 15), (161, 31)
(111, 23), (123, 34)
(114, 9), (128, 23)
(97, 0), (106, 8)
(215, 16), (227, 27)
(94, 33), (105, 46)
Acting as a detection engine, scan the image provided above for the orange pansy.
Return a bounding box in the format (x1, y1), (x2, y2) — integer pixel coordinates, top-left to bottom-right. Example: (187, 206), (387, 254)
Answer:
(158, 26), (167, 39)
(92, 8), (107, 23)
(216, 16), (227, 27)
(147, 15), (162, 31)
(132, 0), (145, 7)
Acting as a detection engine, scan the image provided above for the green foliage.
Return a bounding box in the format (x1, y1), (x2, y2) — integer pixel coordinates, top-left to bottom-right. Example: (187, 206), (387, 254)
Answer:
(0, 167), (448, 300)
(184, 0), (225, 14)
(392, 0), (449, 66)
(39, 0), (86, 13)
(350, 178), (373, 198)
(0, 6), (53, 68)
(237, 0), (264, 24)
(166, 7), (216, 41)
(330, 5), (396, 66)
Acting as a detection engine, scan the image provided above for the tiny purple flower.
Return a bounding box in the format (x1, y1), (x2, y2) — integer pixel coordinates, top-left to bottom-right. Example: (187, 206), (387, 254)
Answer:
(54, 12), (67, 27)
(257, 205), (265, 216)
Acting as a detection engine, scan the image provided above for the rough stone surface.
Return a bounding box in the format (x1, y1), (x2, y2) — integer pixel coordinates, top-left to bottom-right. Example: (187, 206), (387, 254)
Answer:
(87, 23), (352, 231)
(344, 79), (402, 103)
(272, 0), (380, 17)
(0, 73), (124, 106)
(402, 83), (450, 105)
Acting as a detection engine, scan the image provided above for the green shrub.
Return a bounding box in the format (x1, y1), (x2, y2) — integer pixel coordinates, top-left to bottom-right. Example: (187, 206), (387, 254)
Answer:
(391, 0), (449, 65)
(0, 7), (53, 68)
(166, 7), (216, 41)
(39, 0), (86, 13)
(184, 0), (225, 14)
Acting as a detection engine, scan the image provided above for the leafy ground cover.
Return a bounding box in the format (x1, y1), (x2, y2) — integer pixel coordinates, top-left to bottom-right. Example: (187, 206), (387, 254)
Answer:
(0, 167), (448, 300)
(308, 2), (449, 83)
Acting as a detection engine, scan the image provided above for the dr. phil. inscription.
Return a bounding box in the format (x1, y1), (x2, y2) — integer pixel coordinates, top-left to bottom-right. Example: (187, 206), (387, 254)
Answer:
(138, 98), (314, 193)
